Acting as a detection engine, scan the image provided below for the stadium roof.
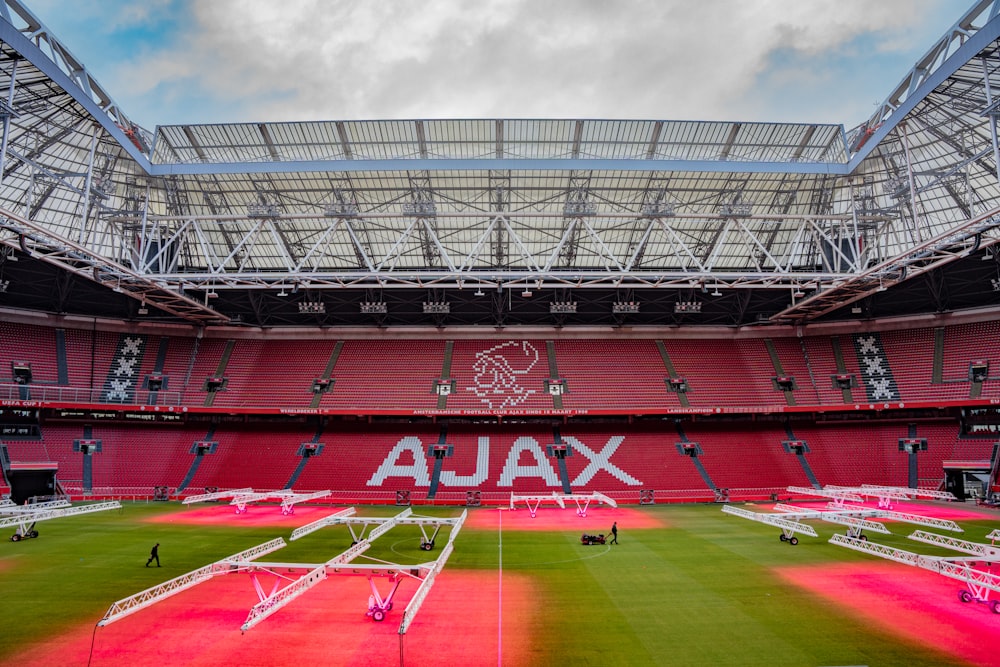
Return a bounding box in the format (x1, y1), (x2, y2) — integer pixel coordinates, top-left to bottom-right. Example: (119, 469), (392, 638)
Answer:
(1, 0), (1000, 329)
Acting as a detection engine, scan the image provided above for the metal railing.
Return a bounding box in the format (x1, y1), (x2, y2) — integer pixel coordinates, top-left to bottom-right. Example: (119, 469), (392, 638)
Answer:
(0, 383), (183, 407)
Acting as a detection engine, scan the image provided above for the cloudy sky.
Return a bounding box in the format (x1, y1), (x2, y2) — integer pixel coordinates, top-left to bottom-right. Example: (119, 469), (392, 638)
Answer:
(28, 0), (962, 130)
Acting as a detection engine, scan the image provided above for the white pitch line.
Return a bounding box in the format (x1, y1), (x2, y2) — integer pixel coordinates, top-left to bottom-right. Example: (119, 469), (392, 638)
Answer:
(498, 508), (504, 667)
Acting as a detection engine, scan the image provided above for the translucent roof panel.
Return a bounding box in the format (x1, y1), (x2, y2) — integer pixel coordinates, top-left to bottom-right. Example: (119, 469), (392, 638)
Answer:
(150, 119), (849, 166)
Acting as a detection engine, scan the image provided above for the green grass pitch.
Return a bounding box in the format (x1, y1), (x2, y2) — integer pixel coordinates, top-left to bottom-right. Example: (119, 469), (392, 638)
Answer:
(0, 502), (995, 666)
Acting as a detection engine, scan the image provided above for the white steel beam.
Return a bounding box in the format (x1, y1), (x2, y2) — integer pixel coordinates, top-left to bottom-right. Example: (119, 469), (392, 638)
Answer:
(829, 534), (923, 565)
(721, 504), (819, 537)
(181, 487), (254, 504)
(289, 506), (357, 541)
(876, 509), (963, 533)
(98, 537), (286, 626)
(241, 564), (327, 632)
(0, 500), (120, 529)
(786, 486), (864, 503)
(861, 485), (957, 501)
(908, 530), (1000, 558)
(0, 498), (70, 513)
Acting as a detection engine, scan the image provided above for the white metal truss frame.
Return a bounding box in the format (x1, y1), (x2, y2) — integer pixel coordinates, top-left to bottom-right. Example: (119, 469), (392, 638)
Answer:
(181, 487), (254, 505)
(97, 537), (288, 626)
(242, 507), (466, 633)
(849, 0), (1000, 160)
(0, 499), (120, 538)
(860, 484), (958, 502)
(131, 209), (867, 295)
(292, 507), (464, 548)
(509, 491), (617, 518)
(770, 503), (891, 539)
(830, 532), (1000, 613)
(241, 507), (414, 631)
(908, 529), (1000, 558)
(773, 203), (1000, 322)
(869, 509), (963, 533)
(0, 497), (69, 513)
(0, 0), (151, 159)
(721, 504), (819, 545)
(786, 486), (865, 506)
(227, 489), (331, 515)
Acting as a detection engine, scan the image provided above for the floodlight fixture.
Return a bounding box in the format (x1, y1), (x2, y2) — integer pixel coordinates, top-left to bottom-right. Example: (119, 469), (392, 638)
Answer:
(641, 202), (676, 218)
(422, 301), (451, 314)
(361, 301), (388, 314)
(247, 202), (280, 218)
(323, 202), (359, 217)
(718, 202), (753, 217)
(612, 301), (640, 314)
(674, 301), (702, 313)
(402, 201), (437, 217)
(563, 200), (596, 216)
(298, 301), (326, 314)
(549, 301), (577, 314)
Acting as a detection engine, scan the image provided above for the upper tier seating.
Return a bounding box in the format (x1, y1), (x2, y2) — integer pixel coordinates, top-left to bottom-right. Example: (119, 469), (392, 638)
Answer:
(2, 320), (999, 413)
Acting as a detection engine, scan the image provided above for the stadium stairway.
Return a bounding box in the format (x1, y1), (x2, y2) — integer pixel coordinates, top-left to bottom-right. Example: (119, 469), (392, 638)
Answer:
(436, 341), (454, 410)
(545, 340), (562, 410)
(551, 427), (572, 494)
(286, 421), (326, 488)
(656, 340), (690, 408)
(675, 422), (715, 490)
(80, 425), (94, 493)
(785, 422), (820, 488)
(426, 424), (451, 499)
(177, 426), (216, 492)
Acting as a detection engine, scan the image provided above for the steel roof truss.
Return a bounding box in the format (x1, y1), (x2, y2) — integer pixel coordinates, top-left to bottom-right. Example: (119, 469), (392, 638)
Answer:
(500, 216), (543, 273)
(0, 205), (226, 322)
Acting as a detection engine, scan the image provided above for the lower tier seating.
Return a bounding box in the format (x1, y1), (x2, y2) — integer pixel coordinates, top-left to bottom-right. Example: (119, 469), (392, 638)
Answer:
(4, 418), (990, 503)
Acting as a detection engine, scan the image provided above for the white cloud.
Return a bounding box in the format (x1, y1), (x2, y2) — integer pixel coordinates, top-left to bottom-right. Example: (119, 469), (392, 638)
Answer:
(98, 0), (950, 126)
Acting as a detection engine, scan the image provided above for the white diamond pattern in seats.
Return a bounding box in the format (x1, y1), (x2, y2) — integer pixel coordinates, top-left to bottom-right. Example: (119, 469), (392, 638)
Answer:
(101, 334), (147, 403)
(852, 333), (899, 402)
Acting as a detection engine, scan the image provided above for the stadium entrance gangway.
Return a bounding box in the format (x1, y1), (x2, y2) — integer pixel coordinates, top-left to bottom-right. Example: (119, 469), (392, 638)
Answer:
(509, 491), (617, 518)
(0, 500), (121, 541)
(830, 530), (1000, 614)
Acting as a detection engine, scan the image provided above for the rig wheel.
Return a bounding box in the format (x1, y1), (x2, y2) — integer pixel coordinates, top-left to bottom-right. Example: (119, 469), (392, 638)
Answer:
(959, 590), (974, 604)
(789, 537), (799, 546)
(372, 609), (385, 622)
